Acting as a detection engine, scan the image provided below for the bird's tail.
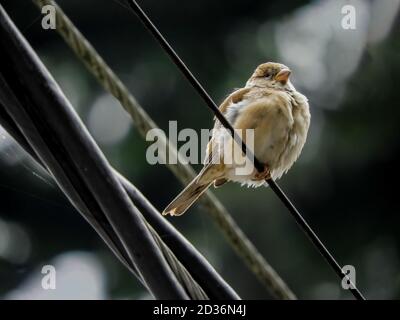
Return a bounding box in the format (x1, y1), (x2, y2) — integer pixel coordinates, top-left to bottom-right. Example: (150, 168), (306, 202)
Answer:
(162, 165), (222, 216)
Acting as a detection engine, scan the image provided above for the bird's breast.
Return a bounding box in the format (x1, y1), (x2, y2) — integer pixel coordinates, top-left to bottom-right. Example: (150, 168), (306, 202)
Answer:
(271, 92), (310, 179)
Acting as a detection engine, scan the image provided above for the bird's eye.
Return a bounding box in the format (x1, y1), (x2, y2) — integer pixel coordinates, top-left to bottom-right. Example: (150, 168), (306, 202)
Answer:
(265, 72), (271, 78)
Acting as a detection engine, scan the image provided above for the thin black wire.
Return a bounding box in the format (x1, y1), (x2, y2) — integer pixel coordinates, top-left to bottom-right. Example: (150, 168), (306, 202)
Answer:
(125, 0), (366, 300)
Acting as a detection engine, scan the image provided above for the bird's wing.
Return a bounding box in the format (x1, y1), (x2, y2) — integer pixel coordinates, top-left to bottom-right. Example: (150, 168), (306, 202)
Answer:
(213, 87), (251, 129)
(204, 87), (251, 165)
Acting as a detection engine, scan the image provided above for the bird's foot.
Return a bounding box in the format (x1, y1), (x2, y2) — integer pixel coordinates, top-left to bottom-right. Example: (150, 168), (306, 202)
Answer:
(252, 164), (271, 181)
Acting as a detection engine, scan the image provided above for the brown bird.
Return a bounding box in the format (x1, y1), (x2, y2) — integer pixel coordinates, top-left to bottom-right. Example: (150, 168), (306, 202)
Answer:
(163, 62), (311, 216)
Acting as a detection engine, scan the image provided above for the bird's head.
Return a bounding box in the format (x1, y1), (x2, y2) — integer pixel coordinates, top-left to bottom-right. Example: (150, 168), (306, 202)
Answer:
(246, 62), (293, 90)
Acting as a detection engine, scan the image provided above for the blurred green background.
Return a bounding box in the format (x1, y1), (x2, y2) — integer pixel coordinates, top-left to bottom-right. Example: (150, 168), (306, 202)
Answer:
(0, 0), (399, 299)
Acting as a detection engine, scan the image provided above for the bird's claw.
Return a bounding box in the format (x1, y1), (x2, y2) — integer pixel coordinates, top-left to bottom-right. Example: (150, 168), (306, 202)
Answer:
(252, 164), (271, 181)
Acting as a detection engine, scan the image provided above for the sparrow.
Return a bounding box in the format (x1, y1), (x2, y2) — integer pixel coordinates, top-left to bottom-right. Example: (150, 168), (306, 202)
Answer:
(163, 62), (310, 216)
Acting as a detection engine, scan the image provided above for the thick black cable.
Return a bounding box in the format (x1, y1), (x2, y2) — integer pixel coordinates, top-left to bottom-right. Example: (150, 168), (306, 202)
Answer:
(0, 99), (238, 300)
(125, 0), (366, 300)
(0, 5), (189, 300)
(0, 4), (240, 300)
(0, 98), (238, 300)
(0, 95), (142, 283)
(118, 176), (240, 300)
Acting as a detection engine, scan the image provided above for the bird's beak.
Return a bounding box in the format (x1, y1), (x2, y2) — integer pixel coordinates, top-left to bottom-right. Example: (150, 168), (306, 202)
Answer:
(275, 68), (291, 84)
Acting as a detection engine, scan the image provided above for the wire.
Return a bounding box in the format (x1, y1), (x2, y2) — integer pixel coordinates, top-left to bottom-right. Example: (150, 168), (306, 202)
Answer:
(125, 0), (366, 300)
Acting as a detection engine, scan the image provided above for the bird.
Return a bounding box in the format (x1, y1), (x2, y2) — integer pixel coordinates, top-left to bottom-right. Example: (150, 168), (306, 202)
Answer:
(163, 62), (310, 216)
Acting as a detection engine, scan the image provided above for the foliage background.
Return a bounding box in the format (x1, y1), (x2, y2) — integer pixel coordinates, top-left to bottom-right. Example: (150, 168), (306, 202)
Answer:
(0, 0), (399, 299)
